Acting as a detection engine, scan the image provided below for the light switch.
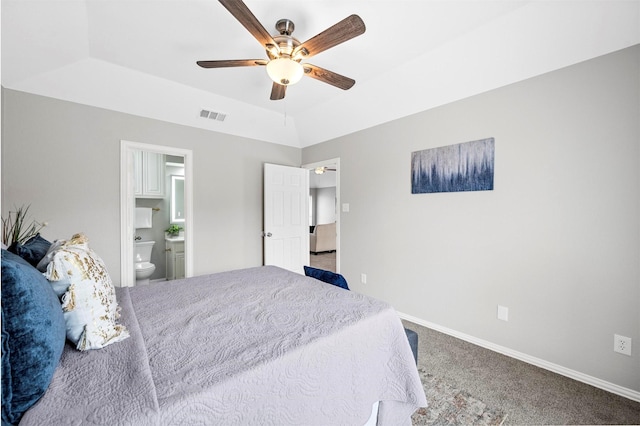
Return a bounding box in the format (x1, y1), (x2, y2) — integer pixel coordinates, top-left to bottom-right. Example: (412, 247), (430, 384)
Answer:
(497, 305), (509, 321)
(342, 203), (350, 213)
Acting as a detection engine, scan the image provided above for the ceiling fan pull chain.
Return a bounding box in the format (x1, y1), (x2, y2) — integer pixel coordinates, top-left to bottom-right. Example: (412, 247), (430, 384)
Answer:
(284, 99), (288, 127)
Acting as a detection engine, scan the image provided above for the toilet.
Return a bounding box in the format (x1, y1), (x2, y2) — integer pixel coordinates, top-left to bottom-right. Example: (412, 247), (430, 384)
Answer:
(134, 240), (156, 285)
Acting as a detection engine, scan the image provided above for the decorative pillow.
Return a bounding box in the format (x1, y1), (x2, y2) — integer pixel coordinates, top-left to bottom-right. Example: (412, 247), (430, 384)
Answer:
(43, 233), (129, 351)
(1, 249), (66, 425)
(303, 266), (350, 290)
(8, 234), (52, 267)
(36, 238), (69, 273)
(35, 239), (71, 297)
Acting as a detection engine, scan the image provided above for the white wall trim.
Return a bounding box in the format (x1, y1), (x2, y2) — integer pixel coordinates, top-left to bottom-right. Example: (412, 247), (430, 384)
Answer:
(398, 311), (640, 403)
(120, 140), (194, 287)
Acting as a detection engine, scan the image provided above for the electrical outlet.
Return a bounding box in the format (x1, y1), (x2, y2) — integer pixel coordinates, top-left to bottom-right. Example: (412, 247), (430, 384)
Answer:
(614, 334), (632, 356)
(361, 273), (367, 284)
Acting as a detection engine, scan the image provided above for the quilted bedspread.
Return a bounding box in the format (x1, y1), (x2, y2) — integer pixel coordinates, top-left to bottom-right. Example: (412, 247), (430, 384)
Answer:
(21, 266), (426, 425)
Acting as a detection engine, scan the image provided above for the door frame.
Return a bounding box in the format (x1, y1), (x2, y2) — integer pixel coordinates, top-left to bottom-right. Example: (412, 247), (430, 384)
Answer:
(120, 140), (194, 287)
(302, 158), (341, 273)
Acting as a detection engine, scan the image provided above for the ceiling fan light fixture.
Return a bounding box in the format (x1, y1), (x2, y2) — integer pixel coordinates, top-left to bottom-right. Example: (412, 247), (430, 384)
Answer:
(266, 58), (304, 86)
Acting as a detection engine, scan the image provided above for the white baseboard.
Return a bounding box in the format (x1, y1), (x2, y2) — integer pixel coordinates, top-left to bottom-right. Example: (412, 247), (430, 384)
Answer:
(398, 311), (640, 403)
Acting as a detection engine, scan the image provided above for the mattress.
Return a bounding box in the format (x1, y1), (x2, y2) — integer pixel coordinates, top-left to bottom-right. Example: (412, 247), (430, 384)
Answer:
(21, 266), (426, 425)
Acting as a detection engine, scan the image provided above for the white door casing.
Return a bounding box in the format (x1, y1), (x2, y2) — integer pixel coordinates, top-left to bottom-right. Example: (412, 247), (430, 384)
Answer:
(263, 163), (309, 274)
(302, 158), (340, 273)
(120, 140), (194, 287)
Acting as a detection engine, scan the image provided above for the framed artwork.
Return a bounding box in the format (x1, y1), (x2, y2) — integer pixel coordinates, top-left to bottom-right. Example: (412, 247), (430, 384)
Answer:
(411, 137), (494, 194)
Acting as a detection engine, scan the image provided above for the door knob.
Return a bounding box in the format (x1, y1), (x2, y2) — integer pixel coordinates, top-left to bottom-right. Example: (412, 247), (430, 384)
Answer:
(263, 232), (272, 237)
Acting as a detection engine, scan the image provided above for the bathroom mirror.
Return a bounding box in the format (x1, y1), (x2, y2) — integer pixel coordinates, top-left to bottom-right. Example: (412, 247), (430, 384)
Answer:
(170, 175), (185, 224)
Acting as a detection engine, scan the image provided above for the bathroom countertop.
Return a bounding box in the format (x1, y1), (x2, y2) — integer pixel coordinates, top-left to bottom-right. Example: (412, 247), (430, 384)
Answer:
(165, 235), (184, 242)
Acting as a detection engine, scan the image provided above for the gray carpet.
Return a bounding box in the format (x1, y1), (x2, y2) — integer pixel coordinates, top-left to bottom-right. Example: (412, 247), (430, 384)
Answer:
(403, 320), (640, 425)
(309, 251), (336, 272)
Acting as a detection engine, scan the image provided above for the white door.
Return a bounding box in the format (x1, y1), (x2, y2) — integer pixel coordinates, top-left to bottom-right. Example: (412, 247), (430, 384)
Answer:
(264, 163), (309, 274)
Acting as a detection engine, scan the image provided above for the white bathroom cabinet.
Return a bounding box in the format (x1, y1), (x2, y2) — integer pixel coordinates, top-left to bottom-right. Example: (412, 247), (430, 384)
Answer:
(134, 150), (165, 198)
(165, 238), (185, 280)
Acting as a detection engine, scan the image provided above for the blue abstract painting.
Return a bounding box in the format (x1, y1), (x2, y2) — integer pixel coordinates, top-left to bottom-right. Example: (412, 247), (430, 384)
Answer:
(411, 138), (494, 194)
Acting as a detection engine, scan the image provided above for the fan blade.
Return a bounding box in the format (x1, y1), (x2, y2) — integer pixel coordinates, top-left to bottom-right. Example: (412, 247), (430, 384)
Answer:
(218, 0), (278, 51)
(303, 64), (355, 90)
(294, 14), (365, 59)
(197, 59), (267, 68)
(270, 83), (286, 100)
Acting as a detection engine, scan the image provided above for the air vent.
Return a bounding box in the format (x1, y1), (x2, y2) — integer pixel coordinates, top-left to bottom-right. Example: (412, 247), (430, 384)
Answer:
(199, 109), (227, 122)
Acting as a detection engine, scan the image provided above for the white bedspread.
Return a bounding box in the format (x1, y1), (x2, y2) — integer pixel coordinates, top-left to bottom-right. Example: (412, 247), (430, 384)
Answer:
(21, 266), (426, 425)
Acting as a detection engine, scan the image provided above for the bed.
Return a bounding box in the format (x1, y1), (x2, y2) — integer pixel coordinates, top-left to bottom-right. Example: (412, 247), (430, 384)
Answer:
(3, 236), (426, 425)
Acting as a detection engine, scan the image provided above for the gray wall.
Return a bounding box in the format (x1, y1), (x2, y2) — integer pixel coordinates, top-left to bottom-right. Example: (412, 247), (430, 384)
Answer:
(309, 187), (336, 226)
(309, 187), (317, 226)
(316, 187), (336, 225)
(1, 88), (301, 279)
(302, 46), (640, 392)
(1, 45), (638, 395)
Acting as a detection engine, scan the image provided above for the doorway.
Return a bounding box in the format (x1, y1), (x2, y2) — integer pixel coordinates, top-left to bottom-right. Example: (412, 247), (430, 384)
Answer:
(120, 140), (194, 287)
(303, 158), (340, 273)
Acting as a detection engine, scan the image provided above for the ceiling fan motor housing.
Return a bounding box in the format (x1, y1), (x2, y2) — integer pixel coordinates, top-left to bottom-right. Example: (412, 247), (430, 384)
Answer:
(275, 18), (294, 35)
(266, 19), (303, 60)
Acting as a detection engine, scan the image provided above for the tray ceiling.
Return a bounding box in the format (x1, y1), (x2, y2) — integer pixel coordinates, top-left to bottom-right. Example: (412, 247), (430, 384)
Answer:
(2, 1), (638, 147)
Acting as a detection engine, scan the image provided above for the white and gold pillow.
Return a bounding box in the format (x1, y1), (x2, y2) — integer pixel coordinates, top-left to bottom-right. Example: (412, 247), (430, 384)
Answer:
(42, 233), (129, 350)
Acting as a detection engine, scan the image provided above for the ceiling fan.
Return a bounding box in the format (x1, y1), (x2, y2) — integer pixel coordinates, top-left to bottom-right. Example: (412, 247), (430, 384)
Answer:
(314, 166), (336, 174)
(197, 0), (366, 100)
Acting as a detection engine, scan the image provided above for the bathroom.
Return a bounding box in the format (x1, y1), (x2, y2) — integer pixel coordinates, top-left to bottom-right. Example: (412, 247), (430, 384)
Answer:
(134, 152), (185, 284)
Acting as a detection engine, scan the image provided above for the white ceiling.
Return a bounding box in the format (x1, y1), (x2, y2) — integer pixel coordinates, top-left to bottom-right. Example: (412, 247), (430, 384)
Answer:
(2, 1), (639, 148)
(310, 169), (336, 189)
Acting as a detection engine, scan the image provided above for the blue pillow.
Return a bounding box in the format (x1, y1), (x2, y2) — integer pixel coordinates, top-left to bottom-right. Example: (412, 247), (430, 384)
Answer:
(1, 249), (66, 425)
(8, 234), (52, 267)
(303, 266), (350, 290)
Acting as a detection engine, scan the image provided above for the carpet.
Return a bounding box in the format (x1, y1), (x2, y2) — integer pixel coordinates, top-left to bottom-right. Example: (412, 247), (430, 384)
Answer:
(308, 251), (336, 272)
(412, 368), (508, 426)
